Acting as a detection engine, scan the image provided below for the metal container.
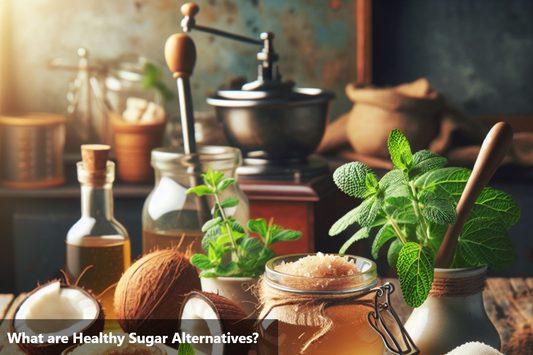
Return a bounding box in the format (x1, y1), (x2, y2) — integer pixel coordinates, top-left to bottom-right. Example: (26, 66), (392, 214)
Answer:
(0, 112), (66, 188)
(207, 88), (334, 161)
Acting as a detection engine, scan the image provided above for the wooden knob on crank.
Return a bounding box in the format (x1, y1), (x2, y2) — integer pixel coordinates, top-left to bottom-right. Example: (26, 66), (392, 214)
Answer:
(165, 33), (196, 79)
(181, 3), (199, 18)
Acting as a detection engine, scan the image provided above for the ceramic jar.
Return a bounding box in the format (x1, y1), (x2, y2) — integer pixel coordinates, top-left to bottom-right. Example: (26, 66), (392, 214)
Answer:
(404, 265), (500, 355)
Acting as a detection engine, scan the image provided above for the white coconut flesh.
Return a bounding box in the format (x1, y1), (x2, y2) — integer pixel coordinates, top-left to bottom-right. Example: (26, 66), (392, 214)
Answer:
(180, 297), (224, 355)
(14, 281), (98, 338)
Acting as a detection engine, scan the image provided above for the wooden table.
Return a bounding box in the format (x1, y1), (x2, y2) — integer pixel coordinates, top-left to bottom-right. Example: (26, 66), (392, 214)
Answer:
(1, 278), (532, 354)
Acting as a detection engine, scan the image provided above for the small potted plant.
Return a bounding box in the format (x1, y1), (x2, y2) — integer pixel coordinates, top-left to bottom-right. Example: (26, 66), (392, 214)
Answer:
(187, 168), (302, 315)
(330, 128), (520, 354)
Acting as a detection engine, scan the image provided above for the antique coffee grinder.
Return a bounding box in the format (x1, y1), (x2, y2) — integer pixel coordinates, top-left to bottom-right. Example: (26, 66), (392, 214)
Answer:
(180, 3), (339, 254)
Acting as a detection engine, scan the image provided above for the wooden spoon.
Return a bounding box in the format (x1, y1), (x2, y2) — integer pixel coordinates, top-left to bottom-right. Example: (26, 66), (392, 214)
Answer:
(434, 122), (514, 268)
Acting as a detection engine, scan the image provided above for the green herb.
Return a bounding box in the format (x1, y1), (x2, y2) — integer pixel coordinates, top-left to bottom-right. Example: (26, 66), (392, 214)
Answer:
(330, 129), (520, 307)
(143, 62), (175, 102)
(187, 168), (302, 278)
(178, 342), (195, 355)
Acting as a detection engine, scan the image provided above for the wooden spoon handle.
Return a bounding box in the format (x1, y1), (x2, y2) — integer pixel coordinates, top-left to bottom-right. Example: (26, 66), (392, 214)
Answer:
(434, 122), (514, 268)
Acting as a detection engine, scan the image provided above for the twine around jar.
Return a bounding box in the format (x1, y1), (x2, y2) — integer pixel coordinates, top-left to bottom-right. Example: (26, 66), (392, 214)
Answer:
(429, 269), (488, 298)
(254, 276), (376, 353)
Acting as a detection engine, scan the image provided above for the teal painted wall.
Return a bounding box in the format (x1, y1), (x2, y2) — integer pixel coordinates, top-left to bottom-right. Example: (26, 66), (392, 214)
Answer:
(9, 0), (357, 122)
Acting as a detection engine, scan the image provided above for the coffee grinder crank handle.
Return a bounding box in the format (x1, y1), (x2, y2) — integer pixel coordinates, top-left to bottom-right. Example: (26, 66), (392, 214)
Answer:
(180, 3), (279, 82)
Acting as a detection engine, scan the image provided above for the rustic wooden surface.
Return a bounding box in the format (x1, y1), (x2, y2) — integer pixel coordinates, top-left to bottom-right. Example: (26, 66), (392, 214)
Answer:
(1, 278), (532, 354)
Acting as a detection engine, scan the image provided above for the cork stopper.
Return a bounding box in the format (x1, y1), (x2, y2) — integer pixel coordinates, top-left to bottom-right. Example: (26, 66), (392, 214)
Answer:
(79, 144), (111, 187)
(81, 144), (110, 171)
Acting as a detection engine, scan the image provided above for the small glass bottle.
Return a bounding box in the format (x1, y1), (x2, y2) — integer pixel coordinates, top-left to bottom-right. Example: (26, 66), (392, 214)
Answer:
(65, 145), (131, 320)
(142, 146), (249, 254)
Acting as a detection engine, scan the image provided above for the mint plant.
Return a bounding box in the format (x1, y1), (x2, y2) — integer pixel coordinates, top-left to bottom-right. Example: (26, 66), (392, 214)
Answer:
(187, 169), (302, 278)
(330, 129), (520, 307)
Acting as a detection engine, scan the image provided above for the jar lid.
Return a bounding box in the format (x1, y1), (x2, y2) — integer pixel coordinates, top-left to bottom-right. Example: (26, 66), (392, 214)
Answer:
(151, 146), (243, 172)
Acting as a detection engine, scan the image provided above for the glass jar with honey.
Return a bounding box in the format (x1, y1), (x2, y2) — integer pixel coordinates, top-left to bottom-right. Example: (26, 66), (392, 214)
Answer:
(142, 146), (249, 254)
(258, 253), (418, 355)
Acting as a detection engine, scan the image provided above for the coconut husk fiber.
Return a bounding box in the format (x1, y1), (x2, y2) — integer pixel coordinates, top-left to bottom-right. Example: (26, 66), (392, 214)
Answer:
(317, 78), (533, 169)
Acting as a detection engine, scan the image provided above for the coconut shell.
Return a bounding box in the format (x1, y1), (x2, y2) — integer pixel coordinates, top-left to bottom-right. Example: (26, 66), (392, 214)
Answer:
(114, 248), (201, 340)
(180, 291), (253, 355)
(9, 281), (105, 355)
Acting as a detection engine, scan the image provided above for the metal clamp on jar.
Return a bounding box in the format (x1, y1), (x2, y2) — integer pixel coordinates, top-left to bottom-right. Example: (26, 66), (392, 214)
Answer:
(181, 3), (335, 180)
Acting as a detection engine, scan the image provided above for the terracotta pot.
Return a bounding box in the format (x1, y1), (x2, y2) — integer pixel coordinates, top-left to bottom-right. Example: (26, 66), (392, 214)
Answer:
(111, 113), (165, 183)
(404, 265), (500, 355)
(200, 276), (258, 316)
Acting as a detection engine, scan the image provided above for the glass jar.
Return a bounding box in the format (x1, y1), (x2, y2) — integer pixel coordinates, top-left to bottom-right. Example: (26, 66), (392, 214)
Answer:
(142, 146), (250, 255)
(258, 254), (416, 355)
(105, 55), (162, 114)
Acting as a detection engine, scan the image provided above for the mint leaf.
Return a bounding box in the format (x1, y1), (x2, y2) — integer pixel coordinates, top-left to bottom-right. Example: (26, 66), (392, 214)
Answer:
(339, 227), (370, 255)
(187, 185), (214, 196)
(388, 129), (413, 170)
(191, 254), (215, 270)
(216, 231), (244, 246)
(414, 167), (470, 201)
(365, 172), (379, 194)
(470, 187), (520, 229)
(271, 230), (302, 245)
(372, 223), (396, 259)
(329, 195), (381, 235)
(178, 342), (195, 355)
(383, 196), (418, 224)
(421, 198), (457, 225)
(201, 217), (222, 232)
(248, 219), (268, 239)
(231, 220), (246, 234)
(397, 242), (434, 308)
(203, 168), (225, 187)
(379, 169), (409, 198)
(215, 261), (240, 276)
(220, 196), (239, 208)
(427, 222), (447, 252)
(198, 270), (217, 278)
(387, 239), (404, 267)
(208, 241), (222, 260)
(333, 162), (377, 199)
(371, 213), (388, 227)
(357, 195), (383, 227)
(409, 150), (448, 179)
(457, 218), (515, 270)
(240, 237), (264, 255)
(329, 206), (361, 236)
(217, 178), (235, 192)
(202, 226), (222, 254)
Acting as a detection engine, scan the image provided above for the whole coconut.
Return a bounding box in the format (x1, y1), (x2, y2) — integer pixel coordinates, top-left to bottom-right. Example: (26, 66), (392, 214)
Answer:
(114, 248), (200, 339)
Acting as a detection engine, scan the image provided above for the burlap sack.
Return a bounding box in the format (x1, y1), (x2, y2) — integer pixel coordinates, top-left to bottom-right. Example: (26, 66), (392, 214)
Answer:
(319, 78), (441, 161)
(318, 78), (533, 169)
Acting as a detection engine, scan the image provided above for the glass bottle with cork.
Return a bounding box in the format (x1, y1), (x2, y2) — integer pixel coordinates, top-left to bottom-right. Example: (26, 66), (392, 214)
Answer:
(65, 144), (131, 321)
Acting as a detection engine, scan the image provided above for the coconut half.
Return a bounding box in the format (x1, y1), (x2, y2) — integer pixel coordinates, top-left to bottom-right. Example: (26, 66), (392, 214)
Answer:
(10, 281), (104, 355)
(179, 292), (253, 355)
